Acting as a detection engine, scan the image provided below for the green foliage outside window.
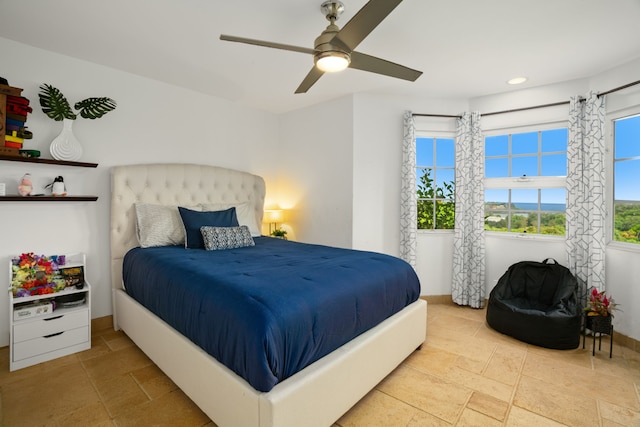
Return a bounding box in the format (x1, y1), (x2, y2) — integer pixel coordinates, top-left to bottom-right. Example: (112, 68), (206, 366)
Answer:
(416, 169), (455, 229)
(614, 203), (640, 244)
(484, 211), (566, 235)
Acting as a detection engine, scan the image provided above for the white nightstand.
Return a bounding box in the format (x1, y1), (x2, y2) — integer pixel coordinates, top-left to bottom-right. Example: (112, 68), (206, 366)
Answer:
(8, 252), (91, 371)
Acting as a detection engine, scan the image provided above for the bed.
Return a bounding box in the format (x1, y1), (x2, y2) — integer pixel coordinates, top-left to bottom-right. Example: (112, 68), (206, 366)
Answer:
(110, 163), (427, 427)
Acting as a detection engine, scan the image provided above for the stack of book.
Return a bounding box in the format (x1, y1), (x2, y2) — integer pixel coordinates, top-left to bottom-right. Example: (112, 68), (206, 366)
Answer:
(0, 83), (34, 157)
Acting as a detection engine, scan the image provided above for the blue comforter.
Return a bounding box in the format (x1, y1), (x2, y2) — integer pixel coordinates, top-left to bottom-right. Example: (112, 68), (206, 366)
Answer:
(123, 237), (420, 392)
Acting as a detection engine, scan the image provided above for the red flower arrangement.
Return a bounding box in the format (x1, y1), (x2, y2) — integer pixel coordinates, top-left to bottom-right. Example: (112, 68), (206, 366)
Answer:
(584, 287), (619, 317)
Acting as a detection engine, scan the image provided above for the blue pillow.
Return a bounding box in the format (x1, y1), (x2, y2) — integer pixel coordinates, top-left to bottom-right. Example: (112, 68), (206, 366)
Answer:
(178, 206), (239, 249)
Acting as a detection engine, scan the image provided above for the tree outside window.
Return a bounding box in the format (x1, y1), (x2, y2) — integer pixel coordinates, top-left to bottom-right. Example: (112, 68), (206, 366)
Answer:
(416, 137), (455, 229)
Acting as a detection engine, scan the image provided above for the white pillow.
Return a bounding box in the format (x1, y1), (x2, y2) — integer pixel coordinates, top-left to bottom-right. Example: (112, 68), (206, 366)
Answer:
(134, 202), (201, 247)
(200, 202), (261, 237)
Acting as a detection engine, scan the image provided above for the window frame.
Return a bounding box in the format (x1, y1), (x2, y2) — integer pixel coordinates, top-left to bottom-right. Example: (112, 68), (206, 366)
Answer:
(414, 126), (457, 233)
(607, 105), (640, 250)
(483, 121), (568, 238)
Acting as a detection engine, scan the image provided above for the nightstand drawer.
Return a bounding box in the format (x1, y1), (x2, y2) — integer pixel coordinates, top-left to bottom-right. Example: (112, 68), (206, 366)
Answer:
(13, 326), (89, 361)
(13, 310), (89, 343)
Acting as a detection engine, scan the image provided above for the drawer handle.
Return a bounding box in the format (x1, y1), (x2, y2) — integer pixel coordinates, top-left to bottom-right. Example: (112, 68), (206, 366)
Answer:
(44, 315), (64, 321)
(43, 331), (64, 338)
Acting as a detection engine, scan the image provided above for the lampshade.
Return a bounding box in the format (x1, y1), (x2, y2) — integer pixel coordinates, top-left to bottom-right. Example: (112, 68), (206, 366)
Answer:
(315, 51), (350, 73)
(263, 209), (284, 223)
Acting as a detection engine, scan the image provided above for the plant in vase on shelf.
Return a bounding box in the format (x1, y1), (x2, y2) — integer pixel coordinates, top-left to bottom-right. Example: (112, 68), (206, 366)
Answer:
(38, 84), (117, 161)
(584, 287), (620, 317)
(10, 253), (66, 297)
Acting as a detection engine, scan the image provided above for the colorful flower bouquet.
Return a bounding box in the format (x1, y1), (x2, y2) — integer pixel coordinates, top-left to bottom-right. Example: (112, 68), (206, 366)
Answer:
(10, 253), (66, 297)
(584, 287), (619, 317)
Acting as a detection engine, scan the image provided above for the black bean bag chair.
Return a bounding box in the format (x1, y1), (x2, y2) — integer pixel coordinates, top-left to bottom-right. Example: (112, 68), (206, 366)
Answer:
(486, 258), (582, 349)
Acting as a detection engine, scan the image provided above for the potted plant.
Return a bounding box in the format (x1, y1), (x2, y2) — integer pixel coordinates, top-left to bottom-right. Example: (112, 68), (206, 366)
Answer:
(584, 287), (619, 317)
(271, 228), (288, 239)
(583, 287), (619, 334)
(38, 84), (116, 161)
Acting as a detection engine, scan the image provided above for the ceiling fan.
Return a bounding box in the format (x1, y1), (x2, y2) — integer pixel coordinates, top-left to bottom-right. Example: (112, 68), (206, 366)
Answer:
(220, 0), (422, 94)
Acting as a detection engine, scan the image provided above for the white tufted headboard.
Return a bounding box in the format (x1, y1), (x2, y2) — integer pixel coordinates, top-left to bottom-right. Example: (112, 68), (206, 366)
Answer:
(110, 163), (266, 291)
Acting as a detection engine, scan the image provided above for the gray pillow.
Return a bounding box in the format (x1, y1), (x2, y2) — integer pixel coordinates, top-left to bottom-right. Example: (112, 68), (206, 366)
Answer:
(134, 202), (200, 247)
(201, 225), (255, 250)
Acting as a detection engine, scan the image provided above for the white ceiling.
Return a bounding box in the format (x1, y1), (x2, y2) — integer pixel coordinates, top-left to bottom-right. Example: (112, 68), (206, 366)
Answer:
(1, 0), (640, 114)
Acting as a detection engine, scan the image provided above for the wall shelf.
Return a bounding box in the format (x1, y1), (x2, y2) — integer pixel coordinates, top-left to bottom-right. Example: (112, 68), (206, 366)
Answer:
(0, 155), (99, 201)
(0, 155), (98, 168)
(0, 196), (98, 202)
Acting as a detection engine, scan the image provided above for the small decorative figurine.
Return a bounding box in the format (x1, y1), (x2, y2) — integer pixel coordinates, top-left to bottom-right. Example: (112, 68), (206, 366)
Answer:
(18, 173), (33, 196)
(46, 176), (67, 196)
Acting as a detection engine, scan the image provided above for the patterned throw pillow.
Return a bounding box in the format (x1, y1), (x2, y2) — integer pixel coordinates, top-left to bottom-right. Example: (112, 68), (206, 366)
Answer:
(201, 225), (255, 250)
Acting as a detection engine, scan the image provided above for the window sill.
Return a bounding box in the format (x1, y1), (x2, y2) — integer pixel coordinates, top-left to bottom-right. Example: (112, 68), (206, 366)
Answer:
(417, 229), (454, 235)
(485, 231), (564, 242)
(607, 241), (640, 254)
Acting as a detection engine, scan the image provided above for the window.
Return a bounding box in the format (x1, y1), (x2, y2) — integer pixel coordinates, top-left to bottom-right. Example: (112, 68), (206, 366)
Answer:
(484, 128), (567, 235)
(416, 136), (455, 229)
(613, 114), (640, 244)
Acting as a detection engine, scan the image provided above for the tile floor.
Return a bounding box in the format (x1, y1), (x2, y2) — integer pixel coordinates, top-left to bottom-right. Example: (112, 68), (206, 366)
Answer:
(0, 303), (638, 426)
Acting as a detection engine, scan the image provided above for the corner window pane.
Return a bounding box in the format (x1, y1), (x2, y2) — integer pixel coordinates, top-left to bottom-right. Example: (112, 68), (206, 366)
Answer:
(615, 160), (640, 201)
(542, 128), (568, 152)
(436, 169), (455, 194)
(512, 156), (538, 177)
(436, 138), (455, 167)
(485, 158), (508, 178)
(614, 115), (640, 158)
(416, 138), (434, 167)
(485, 189), (508, 232)
(540, 188), (566, 235)
(512, 189), (538, 211)
(485, 135), (508, 156)
(541, 153), (567, 176)
(613, 114), (640, 244)
(512, 132), (538, 155)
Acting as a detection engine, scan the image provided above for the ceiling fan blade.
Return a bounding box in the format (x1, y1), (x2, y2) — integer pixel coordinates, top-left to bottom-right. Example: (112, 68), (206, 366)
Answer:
(220, 34), (315, 55)
(349, 51), (422, 81)
(295, 67), (325, 94)
(333, 0), (403, 51)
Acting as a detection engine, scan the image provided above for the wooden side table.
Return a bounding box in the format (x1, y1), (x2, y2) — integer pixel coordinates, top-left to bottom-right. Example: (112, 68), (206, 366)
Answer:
(582, 314), (613, 358)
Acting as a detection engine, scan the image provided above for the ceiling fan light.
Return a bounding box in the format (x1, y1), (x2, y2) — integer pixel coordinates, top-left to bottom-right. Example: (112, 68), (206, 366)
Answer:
(315, 51), (350, 72)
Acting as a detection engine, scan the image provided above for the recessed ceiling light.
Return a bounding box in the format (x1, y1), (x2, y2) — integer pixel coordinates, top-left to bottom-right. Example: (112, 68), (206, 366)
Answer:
(507, 77), (528, 85)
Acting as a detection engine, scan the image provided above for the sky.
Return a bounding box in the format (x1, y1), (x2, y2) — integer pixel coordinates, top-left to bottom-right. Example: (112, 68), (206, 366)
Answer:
(614, 114), (640, 202)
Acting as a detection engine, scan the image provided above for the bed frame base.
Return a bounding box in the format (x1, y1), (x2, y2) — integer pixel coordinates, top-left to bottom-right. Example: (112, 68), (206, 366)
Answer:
(114, 289), (426, 427)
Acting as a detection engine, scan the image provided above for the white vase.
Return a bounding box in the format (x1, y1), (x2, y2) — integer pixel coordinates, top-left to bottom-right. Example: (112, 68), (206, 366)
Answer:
(50, 119), (82, 161)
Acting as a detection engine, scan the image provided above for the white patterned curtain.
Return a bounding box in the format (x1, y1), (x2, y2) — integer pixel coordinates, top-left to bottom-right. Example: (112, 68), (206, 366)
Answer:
(400, 111), (417, 267)
(566, 92), (606, 292)
(452, 112), (485, 308)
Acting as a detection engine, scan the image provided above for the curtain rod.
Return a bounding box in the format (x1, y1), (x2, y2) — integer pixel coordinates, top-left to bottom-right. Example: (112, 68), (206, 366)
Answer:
(411, 113), (461, 118)
(412, 79), (640, 119)
(481, 100), (569, 117)
(597, 78), (640, 97)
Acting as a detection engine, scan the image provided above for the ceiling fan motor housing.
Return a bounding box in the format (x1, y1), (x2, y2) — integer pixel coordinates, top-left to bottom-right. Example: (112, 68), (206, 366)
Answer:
(320, 1), (345, 21)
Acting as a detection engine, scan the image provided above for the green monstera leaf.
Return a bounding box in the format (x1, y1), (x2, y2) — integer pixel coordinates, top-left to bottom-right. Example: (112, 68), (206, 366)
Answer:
(38, 84), (116, 120)
(74, 97), (117, 119)
(38, 84), (77, 121)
